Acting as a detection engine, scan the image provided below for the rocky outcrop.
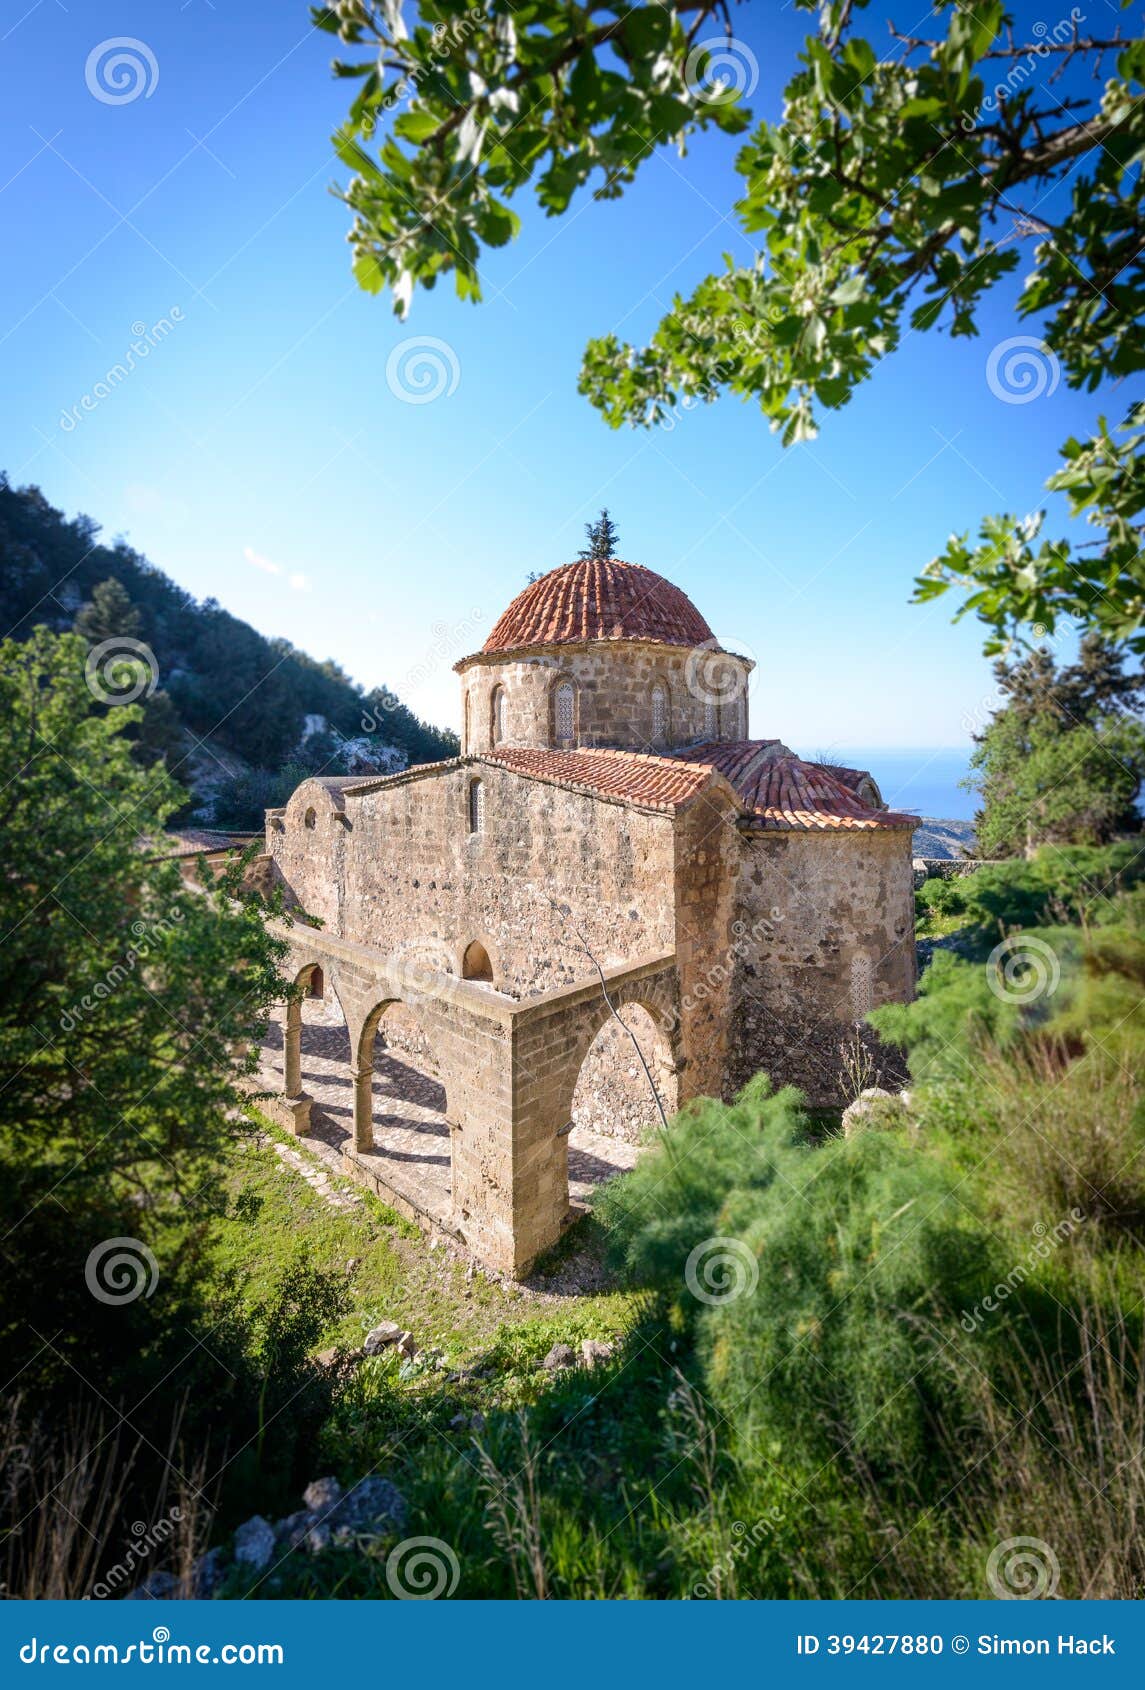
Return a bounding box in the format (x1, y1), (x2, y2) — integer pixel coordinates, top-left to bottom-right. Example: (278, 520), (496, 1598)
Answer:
(124, 1476), (406, 1598)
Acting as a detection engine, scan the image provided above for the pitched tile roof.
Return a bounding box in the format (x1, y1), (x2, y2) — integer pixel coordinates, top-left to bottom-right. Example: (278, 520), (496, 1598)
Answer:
(485, 746), (720, 813)
(327, 743), (915, 832)
(683, 741), (916, 832)
(477, 558), (715, 655)
(145, 829), (257, 859)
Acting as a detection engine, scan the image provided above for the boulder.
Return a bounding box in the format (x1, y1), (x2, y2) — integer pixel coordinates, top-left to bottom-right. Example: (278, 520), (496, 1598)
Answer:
(329, 1475), (406, 1541)
(233, 1515), (275, 1571)
(124, 1569), (179, 1600)
(191, 1548), (224, 1598)
(842, 1087), (909, 1138)
(580, 1338), (614, 1368)
(541, 1343), (576, 1372)
(363, 1321), (403, 1354)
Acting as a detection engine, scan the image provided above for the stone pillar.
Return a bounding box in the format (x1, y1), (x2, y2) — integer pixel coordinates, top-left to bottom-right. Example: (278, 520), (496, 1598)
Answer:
(351, 1065), (373, 1151)
(284, 1000), (302, 1097)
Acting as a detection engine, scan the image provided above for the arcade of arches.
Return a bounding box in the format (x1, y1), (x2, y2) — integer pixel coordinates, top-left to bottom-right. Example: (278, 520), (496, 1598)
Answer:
(254, 554), (918, 1276)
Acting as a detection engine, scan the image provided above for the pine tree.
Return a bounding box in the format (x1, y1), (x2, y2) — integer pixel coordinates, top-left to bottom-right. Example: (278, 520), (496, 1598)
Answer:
(74, 576), (142, 644)
(578, 508), (620, 561)
(970, 635), (1145, 853)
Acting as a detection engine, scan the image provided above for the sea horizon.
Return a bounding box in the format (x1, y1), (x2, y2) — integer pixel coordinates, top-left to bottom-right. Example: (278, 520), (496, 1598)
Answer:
(796, 745), (978, 823)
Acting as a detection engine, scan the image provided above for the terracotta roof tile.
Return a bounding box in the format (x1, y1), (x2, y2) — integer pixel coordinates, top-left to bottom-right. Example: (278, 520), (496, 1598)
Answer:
(480, 558), (714, 654)
(485, 746), (718, 812)
(678, 741), (917, 832)
(333, 742), (915, 833)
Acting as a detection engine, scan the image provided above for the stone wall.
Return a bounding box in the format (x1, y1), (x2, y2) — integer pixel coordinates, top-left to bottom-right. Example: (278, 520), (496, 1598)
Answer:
(671, 785), (742, 1101)
(269, 763), (677, 998)
(570, 1006), (679, 1142)
(912, 857), (996, 889)
(456, 640), (752, 756)
(728, 829), (916, 1106)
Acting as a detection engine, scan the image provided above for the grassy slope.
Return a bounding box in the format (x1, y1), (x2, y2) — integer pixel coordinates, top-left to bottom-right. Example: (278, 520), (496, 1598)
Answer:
(203, 1122), (710, 1599)
(219, 1119), (635, 1369)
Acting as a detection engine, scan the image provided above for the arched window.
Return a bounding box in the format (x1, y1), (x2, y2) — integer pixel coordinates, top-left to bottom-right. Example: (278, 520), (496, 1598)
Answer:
(553, 680), (576, 748)
(307, 965), (324, 1000)
(467, 777), (485, 834)
(491, 685), (506, 746)
(703, 698), (717, 740)
(462, 939), (493, 983)
(303, 806), (317, 830)
(651, 682), (667, 746)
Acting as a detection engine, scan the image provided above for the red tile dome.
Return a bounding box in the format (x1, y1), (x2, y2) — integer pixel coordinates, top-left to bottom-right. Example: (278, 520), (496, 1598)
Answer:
(481, 558), (714, 654)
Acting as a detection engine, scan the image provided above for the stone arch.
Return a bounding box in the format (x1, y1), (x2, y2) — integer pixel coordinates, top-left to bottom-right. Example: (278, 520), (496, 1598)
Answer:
(283, 960), (344, 1098)
(462, 938), (494, 984)
(467, 775), (485, 833)
(349, 993), (452, 1183)
(650, 680), (669, 748)
(519, 977), (680, 1154)
(490, 684), (506, 747)
(303, 806), (317, 829)
(570, 1001), (679, 1145)
(550, 673), (578, 749)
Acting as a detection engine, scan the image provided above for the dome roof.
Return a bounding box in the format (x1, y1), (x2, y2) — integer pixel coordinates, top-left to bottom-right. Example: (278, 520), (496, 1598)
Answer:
(479, 558), (714, 655)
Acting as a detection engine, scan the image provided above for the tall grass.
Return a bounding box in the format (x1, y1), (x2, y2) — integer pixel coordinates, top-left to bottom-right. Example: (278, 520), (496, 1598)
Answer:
(0, 1397), (211, 1599)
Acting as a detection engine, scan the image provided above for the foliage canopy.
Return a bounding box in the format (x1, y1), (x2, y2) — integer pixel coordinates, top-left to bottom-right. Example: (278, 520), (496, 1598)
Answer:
(318, 0), (1145, 653)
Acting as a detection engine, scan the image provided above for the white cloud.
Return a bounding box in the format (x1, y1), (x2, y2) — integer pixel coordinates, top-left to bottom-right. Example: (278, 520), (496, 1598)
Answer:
(244, 547), (310, 591)
(244, 545), (280, 576)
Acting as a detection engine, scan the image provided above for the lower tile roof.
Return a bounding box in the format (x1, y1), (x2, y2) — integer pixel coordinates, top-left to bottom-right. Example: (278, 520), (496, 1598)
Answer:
(485, 746), (718, 813)
(682, 741), (917, 832)
(327, 742), (916, 832)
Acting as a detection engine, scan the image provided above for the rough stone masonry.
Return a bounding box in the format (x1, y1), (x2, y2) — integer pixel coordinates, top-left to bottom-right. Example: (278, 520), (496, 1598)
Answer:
(251, 554), (917, 1276)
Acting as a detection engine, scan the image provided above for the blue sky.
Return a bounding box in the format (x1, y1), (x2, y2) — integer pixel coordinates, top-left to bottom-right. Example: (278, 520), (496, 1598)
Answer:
(0, 0), (1100, 758)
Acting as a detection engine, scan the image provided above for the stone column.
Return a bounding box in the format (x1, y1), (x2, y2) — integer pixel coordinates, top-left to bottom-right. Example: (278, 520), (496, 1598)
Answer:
(351, 1065), (373, 1151)
(284, 1000), (302, 1097)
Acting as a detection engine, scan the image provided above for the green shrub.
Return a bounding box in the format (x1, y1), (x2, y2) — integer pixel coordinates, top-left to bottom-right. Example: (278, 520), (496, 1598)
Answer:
(956, 844), (1145, 950)
(915, 876), (969, 917)
(600, 1078), (1001, 1488)
(595, 1075), (813, 1298)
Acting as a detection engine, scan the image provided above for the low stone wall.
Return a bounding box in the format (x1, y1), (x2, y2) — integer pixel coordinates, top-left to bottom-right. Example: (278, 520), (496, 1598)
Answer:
(912, 857), (996, 890)
(570, 1009), (678, 1143)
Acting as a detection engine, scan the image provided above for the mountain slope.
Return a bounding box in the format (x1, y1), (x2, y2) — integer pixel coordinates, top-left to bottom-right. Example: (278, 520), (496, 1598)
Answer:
(0, 476), (458, 823)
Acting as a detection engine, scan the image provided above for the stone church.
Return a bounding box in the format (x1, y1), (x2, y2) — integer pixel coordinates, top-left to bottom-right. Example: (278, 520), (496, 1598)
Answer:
(260, 554), (917, 1276)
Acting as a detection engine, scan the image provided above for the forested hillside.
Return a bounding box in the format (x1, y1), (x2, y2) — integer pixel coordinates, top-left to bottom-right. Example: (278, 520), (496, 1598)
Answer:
(0, 475), (458, 824)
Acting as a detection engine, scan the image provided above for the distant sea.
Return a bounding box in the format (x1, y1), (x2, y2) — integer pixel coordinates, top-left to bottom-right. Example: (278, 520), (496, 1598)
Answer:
(800, 746), (976, 822)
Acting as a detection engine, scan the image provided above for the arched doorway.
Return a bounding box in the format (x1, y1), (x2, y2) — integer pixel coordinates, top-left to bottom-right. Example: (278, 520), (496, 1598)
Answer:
(566, 1003), (677, 1207)
(351, 1000), (452, 1222)
(281, 962), (340, 1097)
